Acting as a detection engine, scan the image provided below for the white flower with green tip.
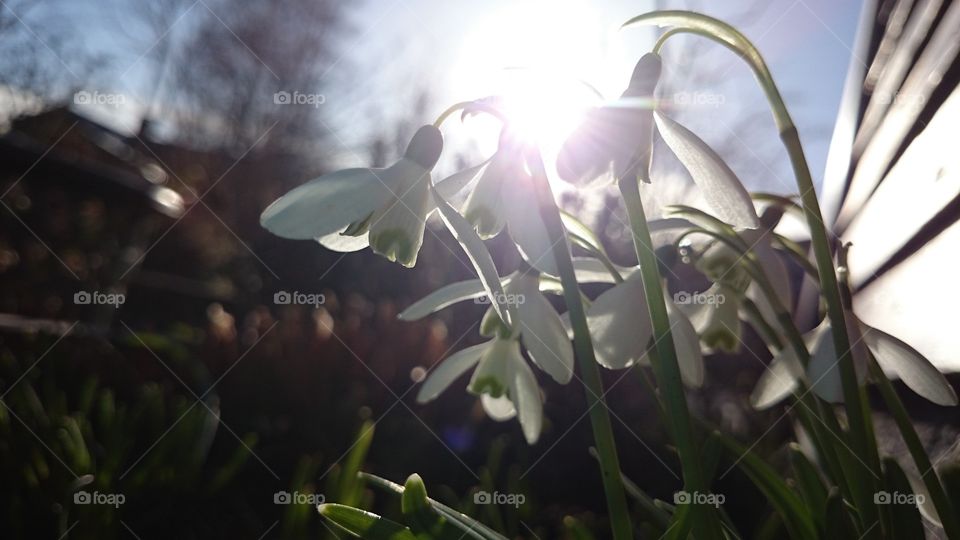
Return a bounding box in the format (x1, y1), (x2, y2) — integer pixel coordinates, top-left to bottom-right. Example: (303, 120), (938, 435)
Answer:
(260, 125), (443, 267)
(416, 336), (543, 444)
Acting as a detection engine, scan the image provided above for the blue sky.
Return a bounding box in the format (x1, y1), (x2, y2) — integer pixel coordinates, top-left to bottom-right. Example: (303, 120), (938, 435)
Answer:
(328, 0), (864, 192)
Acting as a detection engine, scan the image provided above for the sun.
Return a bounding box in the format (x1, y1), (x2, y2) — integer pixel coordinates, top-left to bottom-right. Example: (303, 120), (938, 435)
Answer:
(450, 1), (607, 158)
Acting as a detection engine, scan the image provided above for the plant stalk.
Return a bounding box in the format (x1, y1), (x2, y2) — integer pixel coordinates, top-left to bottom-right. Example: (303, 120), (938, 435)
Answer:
(526, 149), (633, 540)
(618, 175), (721, 539)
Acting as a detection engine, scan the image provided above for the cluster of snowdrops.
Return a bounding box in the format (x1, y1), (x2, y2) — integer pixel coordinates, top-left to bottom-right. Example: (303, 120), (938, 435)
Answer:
(260, 11), (958, 540)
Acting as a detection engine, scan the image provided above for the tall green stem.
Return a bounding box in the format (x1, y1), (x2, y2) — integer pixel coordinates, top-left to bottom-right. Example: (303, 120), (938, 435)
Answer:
(618, 176), (721, 539)
(526, 150), (633, 539)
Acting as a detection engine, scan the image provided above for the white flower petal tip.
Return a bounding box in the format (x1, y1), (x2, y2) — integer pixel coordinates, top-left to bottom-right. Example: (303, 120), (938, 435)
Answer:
(510, 356), (543, 444)
(653, 112), (760, 230)
(481, 394), (516, 421)
(317, 230), (370, 253)
(750, 350), (803, 410)
(667, 302), (704, 388)
(509, 274), (574, 385)
(416, 343), (487, 404)
(863, 325), (958, 406)
(260, 168), (391, 240)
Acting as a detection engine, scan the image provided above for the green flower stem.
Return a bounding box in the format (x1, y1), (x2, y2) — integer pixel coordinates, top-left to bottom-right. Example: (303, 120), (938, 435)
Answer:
(643, 14), (881, 522)
(433, 101), (507, 128)
(618, 176), (721, 539)
(525, 149), (633, 540)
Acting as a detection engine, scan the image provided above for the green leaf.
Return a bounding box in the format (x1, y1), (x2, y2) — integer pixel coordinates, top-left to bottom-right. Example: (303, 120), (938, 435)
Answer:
(881, 458), (925, 539)
(360, 472), (508, 540)
(788, 443), (827, 531)
(715, 431), (817, 540)
(430, 185), (515, 327)
(654, 113), (759, 229)
(318, 504), (417, 539)
(560, 210), (607, 256)
(338, 420), (375, 507)
(823, 489), (858, 540)
(402, 474), (461, 540)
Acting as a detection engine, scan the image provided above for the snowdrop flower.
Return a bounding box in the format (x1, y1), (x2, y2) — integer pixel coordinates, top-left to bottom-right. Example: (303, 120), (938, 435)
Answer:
(459, 130), (559, 276)
(260, 125), (443, 267)
(751, 308), (957, 409)
(557, 53), (661, 186)
(586, 273), (704, 387)
(416, 336), (544, 444)
(557, 53), (759, 229)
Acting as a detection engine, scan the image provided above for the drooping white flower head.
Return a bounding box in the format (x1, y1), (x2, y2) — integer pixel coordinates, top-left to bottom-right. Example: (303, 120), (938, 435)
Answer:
(751, 309), (957, 409)
(416, 335), (543, 444)
(457, 130), (560, 277)
(586, 273), (704, 387)
(260, 125), (443, 267)
(557, 53), (759, 229)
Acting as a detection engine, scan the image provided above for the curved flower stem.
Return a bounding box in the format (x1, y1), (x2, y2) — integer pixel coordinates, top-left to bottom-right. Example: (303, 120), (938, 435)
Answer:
(618, 176), (721, 539)
(433, 101), (507, 128)
(525, 148), (633, 540)
(646, 16), (881, 532)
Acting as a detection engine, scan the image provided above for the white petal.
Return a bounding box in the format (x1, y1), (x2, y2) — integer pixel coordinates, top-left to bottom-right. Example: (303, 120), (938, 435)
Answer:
(807, 313), (868, 403)
(261, 168), (393, 239)
(416, 343), (487, 403)
(432, 186), (516, 327)
(399, 278), (499, 321)
(469, 338), (516, 398)
(570, 257), (637, 284)
(462, 153), (508, 239)
(666, 301), (704, 388)
(653, 112), (760, 229)
(504, 175), (560, 277)
(750, 347), (803, 409)
(368, 160), (432, 268)
(863, 324), (958, 406)
(510, 274), (574, 384)
(587, 276), (652, 369)
(508, 353), (543, 444)
(433, 158), (491, 200)
(317, 230), (370, 252)
(481, 394), (516, 421)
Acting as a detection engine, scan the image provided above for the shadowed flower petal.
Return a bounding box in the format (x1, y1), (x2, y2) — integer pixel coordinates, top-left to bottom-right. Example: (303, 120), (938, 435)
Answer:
(416, 343), (487, 403)
(863, 324), (958, 406)
(557, 53), (662, 186)
(317, 229), (370, 252)
(368, 160), (432, 267)
(509, 273), (574, 384)
(587, 275), (652, 369)
(509, 352), (543, 444)
(260, 168), (392, 240)
(667, 300), (704, 388)
(806, 312), (868, 403)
